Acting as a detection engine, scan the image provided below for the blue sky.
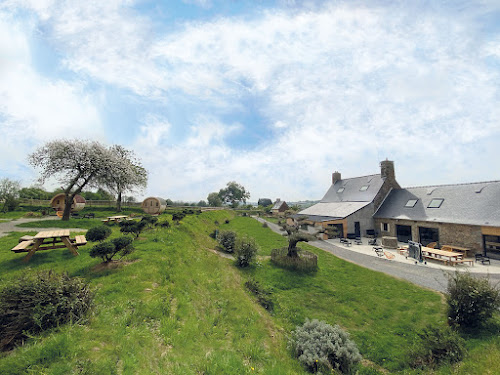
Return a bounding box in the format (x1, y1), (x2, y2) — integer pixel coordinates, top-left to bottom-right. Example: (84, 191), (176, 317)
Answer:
(0, 0), (499, 202)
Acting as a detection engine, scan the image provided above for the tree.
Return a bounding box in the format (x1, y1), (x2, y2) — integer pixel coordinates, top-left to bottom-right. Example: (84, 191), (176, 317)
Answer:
(197, 200), (207, 207)
(258, 198), (273, 207)
(29, 140), (118, 221)
(103, 145), (148, 212)
(0, 178), (21, 212)
(218, 181), (250, 208)
(207, 192), (222, 207)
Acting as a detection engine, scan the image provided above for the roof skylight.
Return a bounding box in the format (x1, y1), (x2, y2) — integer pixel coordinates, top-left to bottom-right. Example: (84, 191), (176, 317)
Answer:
(427, 198), (444, 208)
(359, 185), (369, 191)
(337, 187), (345, 193)
(404, 199), (418, 208)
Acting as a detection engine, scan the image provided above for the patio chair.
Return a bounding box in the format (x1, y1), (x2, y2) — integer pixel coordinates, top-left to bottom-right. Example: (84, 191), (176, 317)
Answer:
(427, 242), (437, 249)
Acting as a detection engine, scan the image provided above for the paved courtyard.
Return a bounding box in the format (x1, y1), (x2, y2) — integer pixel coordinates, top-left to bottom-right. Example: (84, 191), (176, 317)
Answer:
(255, 217), (500, 293)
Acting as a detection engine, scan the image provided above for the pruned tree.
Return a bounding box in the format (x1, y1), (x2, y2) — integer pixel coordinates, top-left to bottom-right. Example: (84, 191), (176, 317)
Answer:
(218, 181), (250, 208)
(0, 178), (21, 212)
(104, 145), (148, 212)
(280, 219), (315, 257)
(207, 192), (222, 207)
(28, 139), (117, 221)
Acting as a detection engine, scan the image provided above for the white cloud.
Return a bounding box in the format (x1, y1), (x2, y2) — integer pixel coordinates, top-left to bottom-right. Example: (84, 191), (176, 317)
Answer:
(0, 12), (104, 184)
(1, 1), (499, 200)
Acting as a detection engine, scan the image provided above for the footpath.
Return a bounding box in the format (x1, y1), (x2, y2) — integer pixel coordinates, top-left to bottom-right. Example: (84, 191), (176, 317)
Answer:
(0, 217), (85, 238)
(254, 217), (500, 293)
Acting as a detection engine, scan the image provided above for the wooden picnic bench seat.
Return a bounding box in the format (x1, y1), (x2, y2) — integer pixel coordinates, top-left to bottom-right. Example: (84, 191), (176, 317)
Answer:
(11, 240), (34, 253)
(423, 255), (449, 265)
(450, 259), (474, 267)
(18, 235), (34, 243)
(74, 235), (87, 246)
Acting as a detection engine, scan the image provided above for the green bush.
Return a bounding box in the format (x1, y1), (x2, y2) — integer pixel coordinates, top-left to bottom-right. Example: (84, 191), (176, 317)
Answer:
(234, 236), (258, 267)
(217, 230), (237, 253)
(245, 279), (274, 312)
(0, 271), (92, 351)
(289, 319), (361, 374)
(141, 215), (158, 227)
(119, 220), (147, 238)
(446, 272), (500, 329)
(409, 324), (466, 369)
(89, 236), (134, 263)
(86, 225), (112, 242)
(172, 212), (186, 224)
(262, 222), (268, 228)
(271, 247), (318, 272)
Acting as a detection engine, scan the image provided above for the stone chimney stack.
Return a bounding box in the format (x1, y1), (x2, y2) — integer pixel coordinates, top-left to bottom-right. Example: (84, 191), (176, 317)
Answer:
(332, 171), (341, 185)
(380, 159), (395, 181)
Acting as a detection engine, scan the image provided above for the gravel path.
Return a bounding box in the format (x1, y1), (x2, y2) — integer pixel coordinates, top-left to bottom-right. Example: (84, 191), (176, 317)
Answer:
(0, 217), (86, 238)
(254, 217), (500, 293)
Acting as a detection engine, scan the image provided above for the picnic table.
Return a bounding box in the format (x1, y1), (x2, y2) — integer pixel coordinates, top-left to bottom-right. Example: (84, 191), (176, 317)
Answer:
(421, 247), (470, 266)
(11, 230), (87, 262)
(440, 244), (471, 258)
(102, 215), (129, 224)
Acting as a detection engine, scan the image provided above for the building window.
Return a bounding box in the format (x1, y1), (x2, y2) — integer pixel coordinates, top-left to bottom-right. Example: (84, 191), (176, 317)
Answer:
(405, 199), (418, 208)
(381, 222), (389, 232)
(428, 198), (444, 208)
(359, 185), (369, 191)
(337, 187), (345, 193)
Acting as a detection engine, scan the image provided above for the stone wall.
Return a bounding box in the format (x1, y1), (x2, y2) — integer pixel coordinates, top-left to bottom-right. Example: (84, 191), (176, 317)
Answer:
(374, 218), (484, 254)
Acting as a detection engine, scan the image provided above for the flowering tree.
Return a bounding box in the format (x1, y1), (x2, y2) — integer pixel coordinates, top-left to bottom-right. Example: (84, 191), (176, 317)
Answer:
(104, 145), (148, 212)
(29, 140), (117, 220)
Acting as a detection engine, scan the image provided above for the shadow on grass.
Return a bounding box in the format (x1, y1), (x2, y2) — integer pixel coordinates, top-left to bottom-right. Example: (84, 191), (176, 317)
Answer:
(0, 250), (77, 272)
(459, 317), (500, 340)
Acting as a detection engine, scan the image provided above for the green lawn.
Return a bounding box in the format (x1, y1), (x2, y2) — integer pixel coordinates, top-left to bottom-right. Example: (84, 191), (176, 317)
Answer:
(1, 211), (499, 374)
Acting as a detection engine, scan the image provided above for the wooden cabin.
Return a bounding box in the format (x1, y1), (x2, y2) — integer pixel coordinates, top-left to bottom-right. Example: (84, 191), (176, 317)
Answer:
(141, 197), (167, 215)
(50, 194), (86, 213)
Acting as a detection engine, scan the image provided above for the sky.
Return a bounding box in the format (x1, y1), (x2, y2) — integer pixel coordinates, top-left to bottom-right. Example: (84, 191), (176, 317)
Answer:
(0, 0), (499, 202)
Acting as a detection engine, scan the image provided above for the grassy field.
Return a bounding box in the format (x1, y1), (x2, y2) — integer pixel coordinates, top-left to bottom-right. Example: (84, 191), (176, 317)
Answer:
(0, 211), (499, 374)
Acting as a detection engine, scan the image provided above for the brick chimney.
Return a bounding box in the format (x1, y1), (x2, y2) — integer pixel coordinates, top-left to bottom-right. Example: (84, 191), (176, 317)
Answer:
(380, 159), (395, 181)
(332, 171), (341, 185)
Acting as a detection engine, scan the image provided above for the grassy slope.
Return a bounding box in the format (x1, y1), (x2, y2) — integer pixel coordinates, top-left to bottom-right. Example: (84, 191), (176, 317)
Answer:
(0, 211), (303, 374)
(0, 212), (498, 374)
(223, 216), (500, 374)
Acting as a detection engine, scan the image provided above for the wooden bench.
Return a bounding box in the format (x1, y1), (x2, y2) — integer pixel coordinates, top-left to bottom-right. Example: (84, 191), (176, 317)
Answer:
(11, 240), (34, 253)
(423, 255), (450, 265)
(450, 259), (474, 267)
(18, 235), (34, 243)
(74, 235), (87, 246)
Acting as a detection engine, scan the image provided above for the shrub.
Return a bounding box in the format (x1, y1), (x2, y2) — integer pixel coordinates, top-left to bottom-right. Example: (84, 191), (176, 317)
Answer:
(141, 215), (158, 227)
(217, 230), (237, 253)
(262, 222), (268, 228)
(89, 236), (134, 263)
(119, 220), (147, 238)
(271, 247), (318, 272)
(245, 279), (274, 311)
(234, 236), (258, 267)
(446, 272), (500, 329)
(86, 225), (112, 242)
(0, 271), (92, 351)
(224, 219), (230, 224)
(172, 212), (186, 224)
(409, 324), (466, 369)
(289, 319), (361, 374)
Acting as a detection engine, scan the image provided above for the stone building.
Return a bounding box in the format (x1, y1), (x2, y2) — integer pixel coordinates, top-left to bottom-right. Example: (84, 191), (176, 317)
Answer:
(373, 181), (500, 259)
(293, 160), (401, 238)
(271, 199), (289, 214)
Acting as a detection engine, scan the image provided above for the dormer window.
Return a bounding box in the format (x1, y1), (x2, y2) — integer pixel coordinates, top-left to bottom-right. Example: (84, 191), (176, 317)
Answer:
(359, 185), (369, 191)
(428, 198), (444, 208)
(337, 187), (345, 193)
(405, 199), (418, 208)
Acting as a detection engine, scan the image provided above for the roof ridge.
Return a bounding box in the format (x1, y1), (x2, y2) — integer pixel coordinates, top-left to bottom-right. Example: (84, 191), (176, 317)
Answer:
(338, 173), (380, 181)
(404, 180), (500, 189)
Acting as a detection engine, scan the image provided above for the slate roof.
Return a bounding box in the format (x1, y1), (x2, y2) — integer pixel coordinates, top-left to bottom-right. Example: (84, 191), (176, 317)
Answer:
(374, 181), (500, 227)
(272, 200), (287, 210)
(297, 201), (371, 220)
(296, 174), (384, 219)
(321, 174), (384, 202)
